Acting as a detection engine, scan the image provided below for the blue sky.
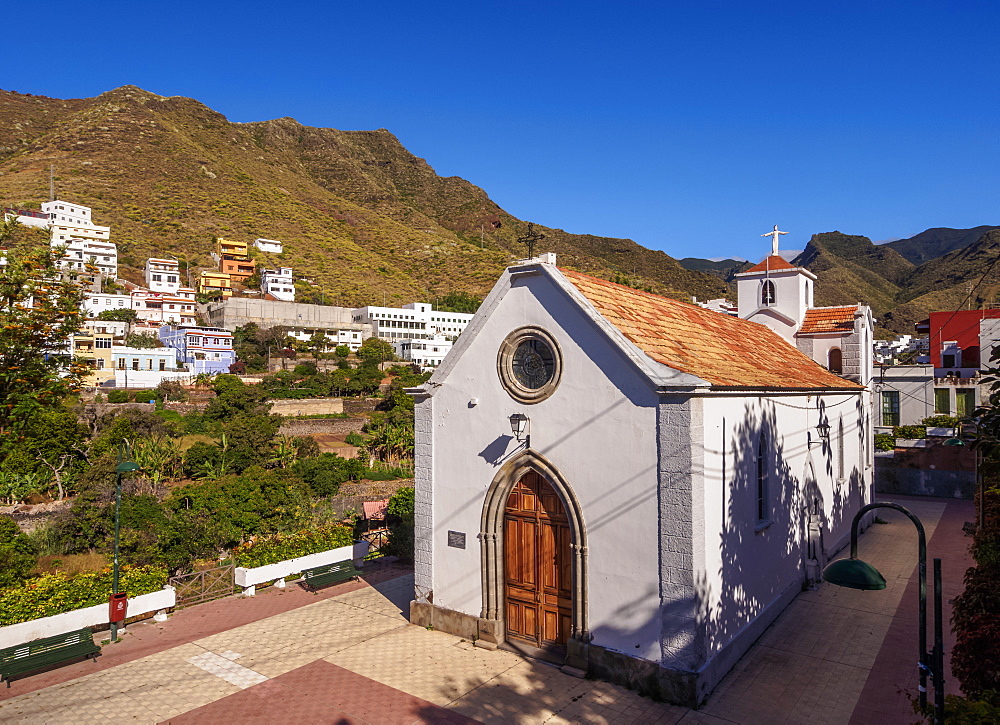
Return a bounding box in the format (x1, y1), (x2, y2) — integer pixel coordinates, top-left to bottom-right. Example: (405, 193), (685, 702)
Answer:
(4, 1), (998, 261)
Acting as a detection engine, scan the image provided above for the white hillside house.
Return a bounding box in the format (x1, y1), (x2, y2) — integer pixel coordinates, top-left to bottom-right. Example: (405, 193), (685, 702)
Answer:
(261, 267), (295, 301)
(145, 258), (181, 294)
(408, 251), (872, 707)
(254, 238), (284, 254)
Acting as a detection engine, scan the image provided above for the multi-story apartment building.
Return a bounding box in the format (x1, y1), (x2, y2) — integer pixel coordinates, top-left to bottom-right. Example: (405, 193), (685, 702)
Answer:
(261, 268), (295, 301)
(204, 298), (369, 351)
(199, 270), (233, 299)
(159, 326), (235, 374)
(217, 238), (256, 283)
(145, 258), (181, 293)
(130, 289), (197, 326)
(352, 302), (474, 342)
(71, 331), (116, 386)
(393, 334), (453, 371)
(83, 293), (134, 317)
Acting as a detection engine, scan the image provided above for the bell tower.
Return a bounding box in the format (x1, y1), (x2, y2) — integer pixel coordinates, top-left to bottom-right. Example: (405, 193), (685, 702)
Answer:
(735, 226), (815, 343)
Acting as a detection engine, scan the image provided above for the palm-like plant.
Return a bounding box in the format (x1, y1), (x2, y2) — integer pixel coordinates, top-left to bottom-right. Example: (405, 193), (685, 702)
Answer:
(268, 436), (298, 469)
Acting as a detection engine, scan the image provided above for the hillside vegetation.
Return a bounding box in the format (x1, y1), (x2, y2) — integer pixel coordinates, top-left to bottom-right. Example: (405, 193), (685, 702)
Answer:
(0, 86), (725, 305)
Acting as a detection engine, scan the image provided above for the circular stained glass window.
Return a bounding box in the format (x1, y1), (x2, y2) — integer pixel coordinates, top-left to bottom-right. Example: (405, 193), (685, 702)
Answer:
(512, 339), (555, 389)
(498, 327), (562, 403)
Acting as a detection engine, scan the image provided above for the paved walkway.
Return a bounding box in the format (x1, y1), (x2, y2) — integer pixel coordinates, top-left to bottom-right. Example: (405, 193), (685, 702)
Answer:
(0, 495), (973, 724)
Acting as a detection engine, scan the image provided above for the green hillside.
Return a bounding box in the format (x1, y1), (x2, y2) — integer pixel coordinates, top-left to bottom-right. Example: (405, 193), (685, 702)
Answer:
(0, 86), (726, 306)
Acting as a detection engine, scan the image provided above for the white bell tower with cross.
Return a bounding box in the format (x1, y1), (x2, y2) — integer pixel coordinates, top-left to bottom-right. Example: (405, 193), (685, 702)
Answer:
(735, 225), (816, 343)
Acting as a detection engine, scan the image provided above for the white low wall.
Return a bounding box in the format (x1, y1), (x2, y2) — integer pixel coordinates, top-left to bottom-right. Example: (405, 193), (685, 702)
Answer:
(0, 586), (176, 649)
(234, 541), (369, 596)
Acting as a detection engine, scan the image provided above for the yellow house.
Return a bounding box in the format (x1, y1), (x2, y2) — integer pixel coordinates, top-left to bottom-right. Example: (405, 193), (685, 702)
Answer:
(199, 270), (233, 298)
(217, 238), (250, 260)
(72, 332), (116, 386)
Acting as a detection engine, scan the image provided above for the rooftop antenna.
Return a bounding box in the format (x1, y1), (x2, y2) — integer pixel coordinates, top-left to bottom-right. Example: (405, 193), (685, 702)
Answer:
(49, 165), (55, 202)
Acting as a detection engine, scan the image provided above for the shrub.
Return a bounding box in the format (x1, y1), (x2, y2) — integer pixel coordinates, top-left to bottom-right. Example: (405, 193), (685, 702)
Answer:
(345, 431), (365, 447)
(231, 524), (354, 569)
(921, 415), (959, 428)
(893, 425), (927, 439)
(335, 345), (350, 358)
(875, 433), (895, 451)
(0, 517), (38, 588)
(385, 487), (414, 562)
(0, 565), (166, 626)
(106, 390), (130, 404)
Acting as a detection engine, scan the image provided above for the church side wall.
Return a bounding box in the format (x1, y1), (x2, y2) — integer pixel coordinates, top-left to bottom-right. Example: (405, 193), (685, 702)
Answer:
(424, 277), (663, 660)
(693, 392), (866, 692)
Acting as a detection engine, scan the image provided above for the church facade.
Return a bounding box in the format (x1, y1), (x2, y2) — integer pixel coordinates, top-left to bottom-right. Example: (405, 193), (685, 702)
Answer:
(408, 252), (872, 706)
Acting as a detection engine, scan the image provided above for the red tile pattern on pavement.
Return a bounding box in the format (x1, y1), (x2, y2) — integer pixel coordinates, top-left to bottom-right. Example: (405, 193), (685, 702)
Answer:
(162, 659), (480, 725)
(0, 560), (413, 702)
(849, 496), (975, 723)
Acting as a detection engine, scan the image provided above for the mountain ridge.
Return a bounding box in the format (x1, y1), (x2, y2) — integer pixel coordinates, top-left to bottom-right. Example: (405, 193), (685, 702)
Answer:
(0, 86), (727, 306)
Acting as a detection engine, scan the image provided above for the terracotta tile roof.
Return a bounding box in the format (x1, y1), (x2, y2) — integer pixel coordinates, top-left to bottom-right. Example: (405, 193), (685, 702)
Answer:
(560, 269), (860, 390)
(742, 255), (797, 273)
(799, 306), (857, 335)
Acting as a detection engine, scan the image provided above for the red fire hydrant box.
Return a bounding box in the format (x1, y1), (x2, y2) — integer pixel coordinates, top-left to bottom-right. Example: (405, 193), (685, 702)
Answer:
(109, 592), (128, 623)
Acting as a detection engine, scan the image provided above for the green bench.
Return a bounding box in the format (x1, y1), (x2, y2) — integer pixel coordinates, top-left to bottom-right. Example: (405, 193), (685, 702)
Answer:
(302, 560), (361, 592)
(0, 628), (101, 687)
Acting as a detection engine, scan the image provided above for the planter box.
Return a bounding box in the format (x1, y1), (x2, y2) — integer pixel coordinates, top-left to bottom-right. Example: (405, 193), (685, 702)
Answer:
(234, 541), (370, 596)
(896, 438), (927, 448)
(927, 427), (957, 438)
(0, 586), (176, 649)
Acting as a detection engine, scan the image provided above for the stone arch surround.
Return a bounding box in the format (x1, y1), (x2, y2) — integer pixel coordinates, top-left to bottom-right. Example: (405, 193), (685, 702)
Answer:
(479, 449), (590, 657)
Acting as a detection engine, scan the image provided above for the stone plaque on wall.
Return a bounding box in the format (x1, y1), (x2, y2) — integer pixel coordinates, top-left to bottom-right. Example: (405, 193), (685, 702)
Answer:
(447, 531), (466, 549)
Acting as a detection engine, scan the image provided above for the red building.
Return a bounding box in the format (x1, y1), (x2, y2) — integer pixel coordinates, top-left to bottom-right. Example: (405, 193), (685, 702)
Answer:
(919, 309), (1000, 370)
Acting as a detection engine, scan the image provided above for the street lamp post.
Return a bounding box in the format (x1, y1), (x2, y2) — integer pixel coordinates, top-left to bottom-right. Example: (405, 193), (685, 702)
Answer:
(822, 502), (945, 725)
(944, 418), (984, 531)
(112, 443), (141, 642)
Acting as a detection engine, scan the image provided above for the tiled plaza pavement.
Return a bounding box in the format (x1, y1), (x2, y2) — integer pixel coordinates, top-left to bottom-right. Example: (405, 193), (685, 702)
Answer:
(0, 495), (973, 724)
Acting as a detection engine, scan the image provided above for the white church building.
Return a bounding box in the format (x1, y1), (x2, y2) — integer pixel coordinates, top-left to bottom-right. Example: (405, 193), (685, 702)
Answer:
(408, 247), (873, 706)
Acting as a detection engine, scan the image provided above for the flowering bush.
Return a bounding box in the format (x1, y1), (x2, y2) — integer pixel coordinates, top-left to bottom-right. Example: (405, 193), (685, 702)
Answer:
(231, 524), (354, 569)
(0, 565), (167, 626)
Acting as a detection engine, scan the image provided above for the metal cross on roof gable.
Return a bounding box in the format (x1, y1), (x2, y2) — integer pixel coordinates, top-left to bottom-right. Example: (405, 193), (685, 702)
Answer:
(517, 223), (546, 259)
(762, 225), (788, 255)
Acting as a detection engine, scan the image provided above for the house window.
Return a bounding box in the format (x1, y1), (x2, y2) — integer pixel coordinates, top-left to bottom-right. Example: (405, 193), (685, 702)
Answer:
(934, 388), (950, 415)
(882, 391), (900, 426)
(761, 280), (776, 306)
(159, 360), (166, 371)
(957, 389), (976, 418)
(132, 359), (139, 371)
(756, 432), (768, 521)
(118, 358), (126, 369)
(828, 348), (843, 374)
(95, 338), (112, 349)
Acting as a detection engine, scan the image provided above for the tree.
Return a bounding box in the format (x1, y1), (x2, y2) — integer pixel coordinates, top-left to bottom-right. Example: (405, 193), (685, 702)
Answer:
(357, 337), (395, 365)
(436, 291), (481, 314)
(0, 245), (87, 444)
(335, 344), (351, 358)
(96, 308), (139, 323)
(125, 331), (160, 348)
(204, 374), (272, 419)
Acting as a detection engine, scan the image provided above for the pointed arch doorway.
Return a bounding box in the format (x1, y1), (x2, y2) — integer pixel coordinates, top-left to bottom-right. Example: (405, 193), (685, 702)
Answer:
(504, 471), (572, 653)
(480, 451), (589, 666)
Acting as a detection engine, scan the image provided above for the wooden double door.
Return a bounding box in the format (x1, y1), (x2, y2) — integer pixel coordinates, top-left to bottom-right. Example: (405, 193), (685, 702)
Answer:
(504, 471), (572, 651)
